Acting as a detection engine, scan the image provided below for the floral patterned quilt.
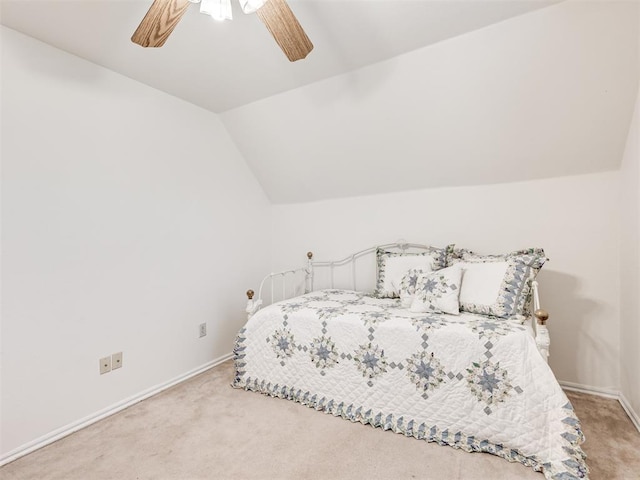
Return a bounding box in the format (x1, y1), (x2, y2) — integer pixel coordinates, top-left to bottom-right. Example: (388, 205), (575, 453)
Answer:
(233, 290), (588, 479)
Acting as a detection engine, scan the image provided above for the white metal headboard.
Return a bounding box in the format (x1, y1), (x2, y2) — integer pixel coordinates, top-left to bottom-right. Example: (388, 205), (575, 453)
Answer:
(245, 242), (435, 315)
(309, 241), (433, 292)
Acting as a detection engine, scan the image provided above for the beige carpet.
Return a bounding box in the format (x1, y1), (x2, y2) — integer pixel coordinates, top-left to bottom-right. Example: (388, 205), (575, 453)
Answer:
(2, 360), (639, 479)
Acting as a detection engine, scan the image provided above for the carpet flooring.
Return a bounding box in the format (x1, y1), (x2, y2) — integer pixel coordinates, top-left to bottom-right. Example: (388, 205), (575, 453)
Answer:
(2, 360), (639, 479)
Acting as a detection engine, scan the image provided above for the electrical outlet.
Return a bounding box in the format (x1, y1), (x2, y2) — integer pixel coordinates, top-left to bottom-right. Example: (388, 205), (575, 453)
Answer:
(99, 356), (111, 375)
(199, 323), (207, 338)
(112, 352), (123, 370)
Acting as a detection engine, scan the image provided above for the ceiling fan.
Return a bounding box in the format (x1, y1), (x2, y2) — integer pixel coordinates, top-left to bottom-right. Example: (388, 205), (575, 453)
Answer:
(131, 0), (313, 62)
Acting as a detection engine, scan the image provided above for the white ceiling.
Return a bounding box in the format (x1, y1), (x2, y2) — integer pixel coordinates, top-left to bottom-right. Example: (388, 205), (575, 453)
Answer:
(1, 0), (562, 113)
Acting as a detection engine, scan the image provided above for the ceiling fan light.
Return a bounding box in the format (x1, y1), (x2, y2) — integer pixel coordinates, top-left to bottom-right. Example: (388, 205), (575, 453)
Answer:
(201, 0), (233, 21)
(239, 0), (266, 14)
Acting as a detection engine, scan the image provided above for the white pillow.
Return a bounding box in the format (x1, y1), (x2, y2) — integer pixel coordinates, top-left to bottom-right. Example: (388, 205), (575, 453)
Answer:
(410, 264), (463, 315)
(457, 260), (535, 318)
(377, 255), (435, 298)
(448, 247), (546, 318)
(458, 261), (508, 306)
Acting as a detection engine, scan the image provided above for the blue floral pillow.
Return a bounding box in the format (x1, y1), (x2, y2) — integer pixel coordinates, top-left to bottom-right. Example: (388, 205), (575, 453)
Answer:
(409, 265), (463, 315)
(397, 267), (430, 307)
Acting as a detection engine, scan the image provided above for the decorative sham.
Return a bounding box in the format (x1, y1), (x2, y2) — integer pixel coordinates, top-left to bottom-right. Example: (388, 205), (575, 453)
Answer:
(447, 248), (547, 319)
(448, 247), (547, 272)
(397, 267), (431, 308)
(409, 264), (463, 315)
(375, 245), (453, 299)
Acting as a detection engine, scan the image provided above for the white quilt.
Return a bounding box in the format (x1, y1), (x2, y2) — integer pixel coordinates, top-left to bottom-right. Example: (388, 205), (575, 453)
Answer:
(233, 290), (588, 479)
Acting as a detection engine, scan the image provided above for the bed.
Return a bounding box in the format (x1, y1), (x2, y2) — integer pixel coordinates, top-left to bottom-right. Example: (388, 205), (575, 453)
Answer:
(232, 242), (588, 479)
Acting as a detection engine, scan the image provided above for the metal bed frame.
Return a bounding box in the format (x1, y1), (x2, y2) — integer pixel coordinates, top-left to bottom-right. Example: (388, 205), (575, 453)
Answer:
(245, 242), (550, 362)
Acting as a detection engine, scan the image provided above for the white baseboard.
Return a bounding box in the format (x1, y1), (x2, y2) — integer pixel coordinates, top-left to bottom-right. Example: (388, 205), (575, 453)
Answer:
(619, 392), (640, 433)
(0, 352), (233, 467)
(559, 381), (640, 434)
(559, 380), (619, 399)
(3, 365), (638, 466)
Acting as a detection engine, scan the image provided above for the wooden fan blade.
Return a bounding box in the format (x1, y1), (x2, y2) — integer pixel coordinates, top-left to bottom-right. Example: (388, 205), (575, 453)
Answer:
(257, 0), (313, 62)
(132, 0), (191, 48)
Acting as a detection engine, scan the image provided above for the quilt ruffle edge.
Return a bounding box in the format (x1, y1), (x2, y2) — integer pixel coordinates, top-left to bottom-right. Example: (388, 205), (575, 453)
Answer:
(232, 330), (589, 480)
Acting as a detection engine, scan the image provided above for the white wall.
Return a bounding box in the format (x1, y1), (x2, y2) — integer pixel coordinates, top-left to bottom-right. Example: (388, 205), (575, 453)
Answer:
(0, 27), (271, 458)
(620, 85), (640, 417)
(271, 172), (620, 390)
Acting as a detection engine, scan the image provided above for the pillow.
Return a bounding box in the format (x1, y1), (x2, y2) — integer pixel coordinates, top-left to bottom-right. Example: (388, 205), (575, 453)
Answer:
(397, 267), (431, 308)
(375, 245), (453, 298)
(448, 248), (547, 319)
(409, 264), (463, 315)
(447, 247), (546, 271)
(376, 253), (435, 298)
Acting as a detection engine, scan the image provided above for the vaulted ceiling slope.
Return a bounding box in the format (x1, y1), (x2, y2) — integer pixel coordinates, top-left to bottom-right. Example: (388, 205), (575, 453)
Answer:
(0, 0), (561, 113)
(2, 1), (638, 205)
(222, 1), (639, 203)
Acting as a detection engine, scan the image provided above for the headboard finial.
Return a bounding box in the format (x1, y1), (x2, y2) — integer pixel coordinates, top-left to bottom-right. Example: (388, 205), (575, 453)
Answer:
(534, 309), (549, 325)
(307, 252), (313, 260)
